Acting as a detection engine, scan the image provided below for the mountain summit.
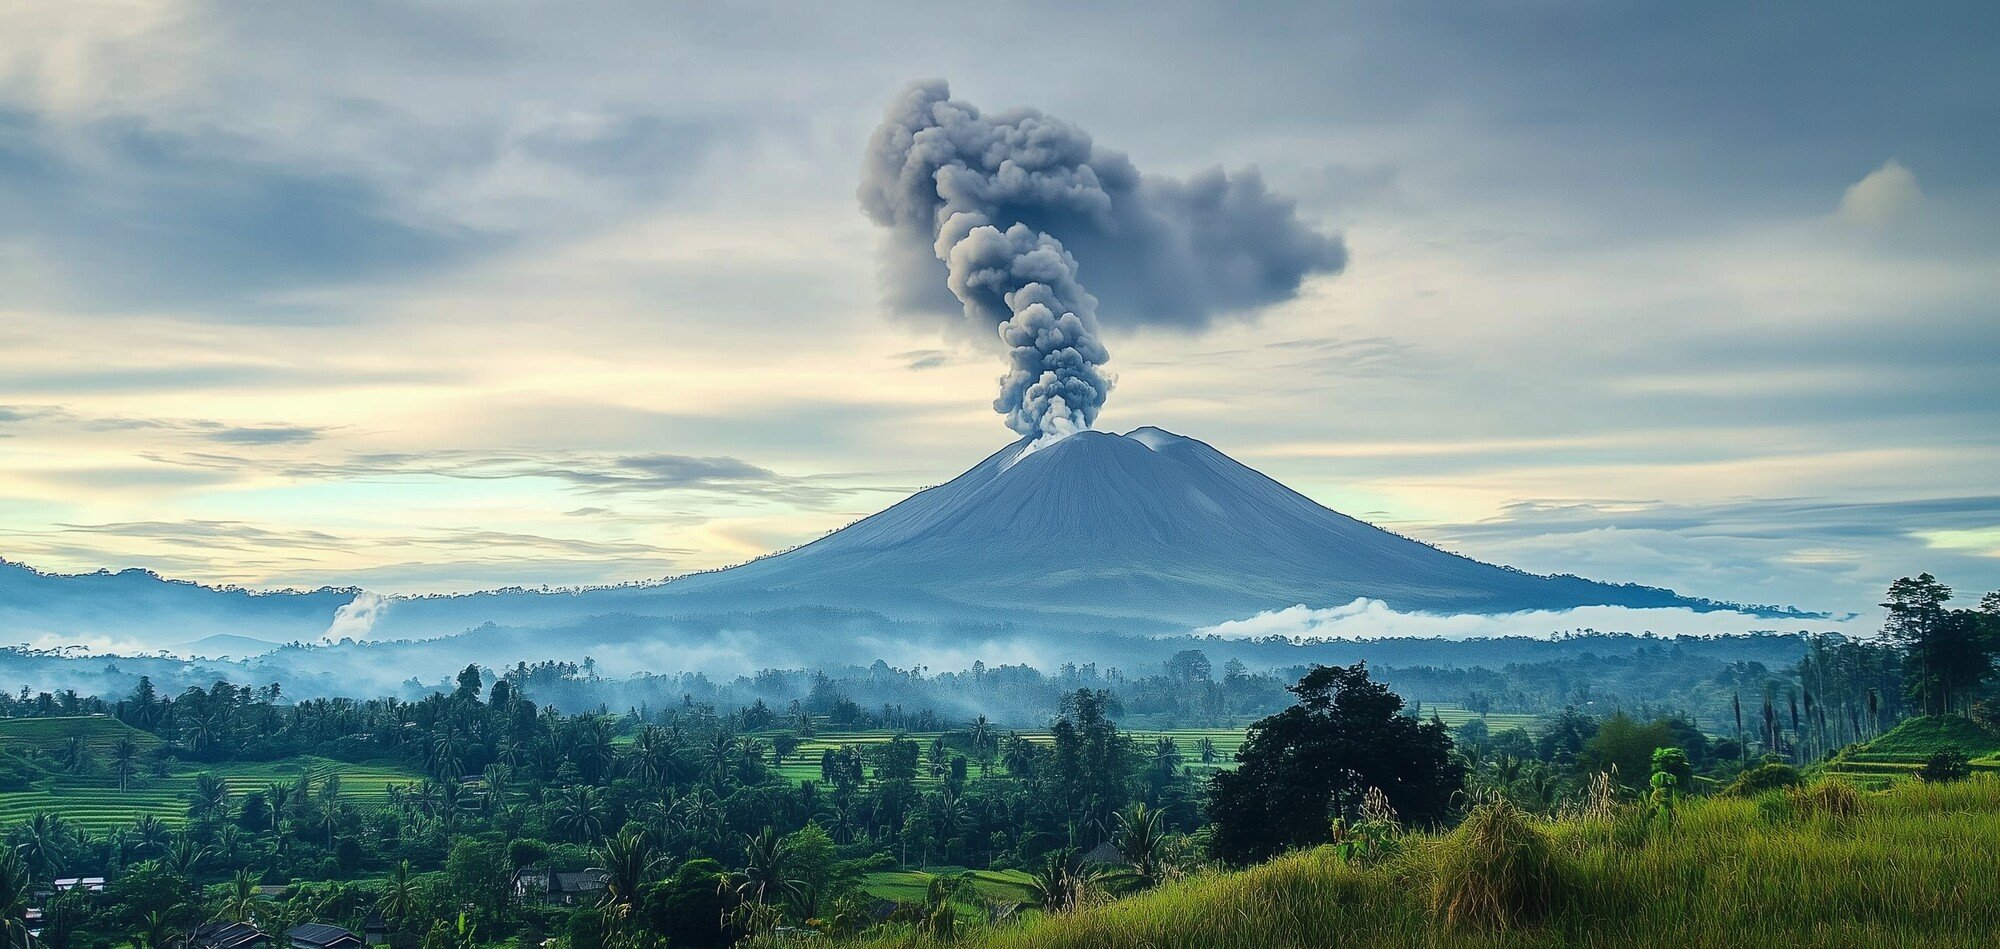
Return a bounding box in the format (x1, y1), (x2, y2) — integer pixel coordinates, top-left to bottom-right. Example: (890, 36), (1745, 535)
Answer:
(663, 426), (1704, 624)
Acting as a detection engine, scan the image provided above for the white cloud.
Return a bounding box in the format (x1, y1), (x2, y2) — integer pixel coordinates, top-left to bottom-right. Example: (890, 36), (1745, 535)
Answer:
(1194, 598), (1873, 642)
(1840, 159), (1924, 224)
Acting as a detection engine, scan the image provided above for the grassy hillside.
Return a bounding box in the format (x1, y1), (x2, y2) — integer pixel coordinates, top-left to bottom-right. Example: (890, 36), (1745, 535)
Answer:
(0, 715), (161, 755)
(871, 776), (2000, 948)
(1820, 715), (2000, 786)
(0, 756), (422, 831)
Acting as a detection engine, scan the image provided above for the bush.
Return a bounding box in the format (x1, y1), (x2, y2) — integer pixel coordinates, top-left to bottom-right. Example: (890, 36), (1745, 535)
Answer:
(1784, 780), (1861, 819)
(1429, 800), (1564, 931)
(1919, 748), (1972, 783)
(1722, 763), (1802, 797)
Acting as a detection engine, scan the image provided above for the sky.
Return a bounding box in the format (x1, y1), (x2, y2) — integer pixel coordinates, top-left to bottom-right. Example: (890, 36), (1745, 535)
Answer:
(1, 1), (1996, 618)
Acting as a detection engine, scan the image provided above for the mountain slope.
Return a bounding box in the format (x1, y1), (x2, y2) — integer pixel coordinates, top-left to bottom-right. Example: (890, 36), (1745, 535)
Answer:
(656, 427), (1705, 623)
(7, 427), (1739, 650)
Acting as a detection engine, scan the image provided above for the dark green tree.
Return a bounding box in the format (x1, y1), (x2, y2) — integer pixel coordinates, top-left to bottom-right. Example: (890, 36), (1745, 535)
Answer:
(1208, 664), (1462, 865)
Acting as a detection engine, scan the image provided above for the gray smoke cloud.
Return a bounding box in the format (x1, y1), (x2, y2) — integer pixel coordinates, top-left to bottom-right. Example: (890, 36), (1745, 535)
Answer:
(859, 80), (1346, 439)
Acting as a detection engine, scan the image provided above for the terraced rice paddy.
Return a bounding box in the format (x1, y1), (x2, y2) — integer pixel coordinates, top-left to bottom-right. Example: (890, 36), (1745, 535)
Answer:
(0, 754), (422, 831)
(0, 715), (160, 755)
(862, 868), (1036, 905)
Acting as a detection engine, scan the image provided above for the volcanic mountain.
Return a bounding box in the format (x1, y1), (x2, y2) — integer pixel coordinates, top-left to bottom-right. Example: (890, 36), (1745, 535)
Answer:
(650, 426), (1704, 625)
(4, 427), (1728, 653)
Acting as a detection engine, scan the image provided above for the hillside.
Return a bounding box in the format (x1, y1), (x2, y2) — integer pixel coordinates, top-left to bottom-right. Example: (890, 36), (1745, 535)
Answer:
(2, 428), (1791, 660)
(1821, 716), (2000, 785)
(876, 778), (2000, 948)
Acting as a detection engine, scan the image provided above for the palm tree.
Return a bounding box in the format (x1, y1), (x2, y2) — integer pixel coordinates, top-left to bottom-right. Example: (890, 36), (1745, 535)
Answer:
(1113, 803), (1168, 886)
(596, 830), (660, 930)
(1024, 849), (1106, 914)
(189, 772), (230, 821)
(264, 783), (293, 834)
(12, 812), (75, 880)
(732, 827), (801, 909)
(163, 835), (210, 877)
(128, 815), (172, 859)
(917, 872), (969, 943)
(216, 868), (259, 922)
(136, 910), (177, 949)
(377, 861), (418, 936)
(0, 848), (36, 949)
(110, 737), (138, 791)
(552, 785), (605, 842)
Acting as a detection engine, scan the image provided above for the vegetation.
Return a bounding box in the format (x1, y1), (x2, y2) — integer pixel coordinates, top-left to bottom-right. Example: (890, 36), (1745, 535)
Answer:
(0, 573), (1988, 946)
(881, 776), (2000, 948)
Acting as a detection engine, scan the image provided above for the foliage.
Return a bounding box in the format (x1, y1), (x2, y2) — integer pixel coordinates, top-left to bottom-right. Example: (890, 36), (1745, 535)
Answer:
(1209, 663), (1462, 864)
(1920, 748), (1972, 783)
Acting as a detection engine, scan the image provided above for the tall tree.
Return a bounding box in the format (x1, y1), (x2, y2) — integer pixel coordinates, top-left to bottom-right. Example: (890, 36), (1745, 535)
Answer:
(1208, 664), (1462, 865)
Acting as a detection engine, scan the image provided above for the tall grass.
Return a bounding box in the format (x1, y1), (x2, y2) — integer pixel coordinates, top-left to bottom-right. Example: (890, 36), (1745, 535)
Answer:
(866, 776), (2000, 948)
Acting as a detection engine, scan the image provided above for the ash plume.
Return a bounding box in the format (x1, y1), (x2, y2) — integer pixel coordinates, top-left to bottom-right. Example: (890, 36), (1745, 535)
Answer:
(859, 80), (1345, 439)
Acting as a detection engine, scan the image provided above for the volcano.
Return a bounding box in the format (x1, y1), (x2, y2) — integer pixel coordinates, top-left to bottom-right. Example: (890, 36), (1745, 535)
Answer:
(4, 427), (1728, 653)
(654, 426), (1704, 625)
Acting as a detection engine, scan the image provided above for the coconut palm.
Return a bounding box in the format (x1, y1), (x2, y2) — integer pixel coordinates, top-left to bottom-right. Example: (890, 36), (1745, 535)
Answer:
(0, 848), (36, 948)
(730, 826), (801, 909)
(216, 868), (259, 922)
(110, 737), (138, 791)
(1114, 803), (1169, 886)
(377, 861), (418, 936)
(552, 785), (605, 842)
(12, 812), (75, 880)
(596, 830), (661, 929)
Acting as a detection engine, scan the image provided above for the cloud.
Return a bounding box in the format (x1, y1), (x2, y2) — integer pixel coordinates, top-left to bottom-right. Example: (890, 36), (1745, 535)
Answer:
(1840, 159), (1923, 224)
(324, 592), (388, 641)
(1196, 598), (1871, 642)
(895, 349), (953, 370)
(0, 404), (331, 445)
(147, 446), (894, 506)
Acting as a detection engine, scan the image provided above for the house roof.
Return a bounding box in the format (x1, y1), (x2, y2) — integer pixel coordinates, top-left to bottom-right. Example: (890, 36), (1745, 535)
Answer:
(287, 923), (360, 947)
(1080, 841), (1125, 866)
(190, 921), (269, 949)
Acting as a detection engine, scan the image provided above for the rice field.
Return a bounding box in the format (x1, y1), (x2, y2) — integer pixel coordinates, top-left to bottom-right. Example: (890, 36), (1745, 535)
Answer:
(1816, 716), (2000, 787)
(0, 756), (423, 831)
(862, 868), (1037, 905)
(0, 715), (161, 755)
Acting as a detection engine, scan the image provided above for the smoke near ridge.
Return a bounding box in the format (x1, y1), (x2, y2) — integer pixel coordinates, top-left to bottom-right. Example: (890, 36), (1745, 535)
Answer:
(859, 80), (1345, 439)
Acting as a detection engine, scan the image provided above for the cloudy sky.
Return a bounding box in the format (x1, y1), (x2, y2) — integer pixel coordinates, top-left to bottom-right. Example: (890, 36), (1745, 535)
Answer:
(1, 1), (1995, 616)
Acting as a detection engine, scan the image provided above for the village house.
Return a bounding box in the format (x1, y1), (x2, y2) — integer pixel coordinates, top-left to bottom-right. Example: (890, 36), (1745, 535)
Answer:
(185, 921), (272, 949)
(287, 923), (363, 949)
(510, 866), (610, 905)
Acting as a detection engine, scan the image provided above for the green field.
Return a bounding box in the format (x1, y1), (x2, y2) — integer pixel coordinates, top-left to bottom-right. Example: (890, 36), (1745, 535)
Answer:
(0, 755), (423, 831)
(1817, 716), (2000, 787)
(862, 868), (1036, 905)
(0, 715), (162, 756)
(860, 775), (2000, 948)
(771, 707), (1537, 788)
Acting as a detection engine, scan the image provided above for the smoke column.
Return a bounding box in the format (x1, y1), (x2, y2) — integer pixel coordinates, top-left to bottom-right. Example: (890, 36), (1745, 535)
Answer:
(860, 80), (1345, 441)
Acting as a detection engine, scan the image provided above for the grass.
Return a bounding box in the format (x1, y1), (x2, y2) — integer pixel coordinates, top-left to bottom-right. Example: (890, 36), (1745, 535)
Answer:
(0, 715), (161, 755)
(0, 756), (423, 831)
(862, 776), (2000, 948)
(862, 869), (1036, 905)
(774, 707), (1531, 788)
(1818, 716), (2000, 786)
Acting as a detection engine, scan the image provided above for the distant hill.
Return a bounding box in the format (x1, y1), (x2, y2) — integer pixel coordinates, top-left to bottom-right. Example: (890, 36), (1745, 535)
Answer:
(171, 633), (283, 658)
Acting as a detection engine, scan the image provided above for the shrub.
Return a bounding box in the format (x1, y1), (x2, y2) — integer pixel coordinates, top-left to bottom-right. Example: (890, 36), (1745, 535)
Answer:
(1784, 780), (1861, 819)
(1919, 748), (1971, 783)
(1722, 763), (1802, 797)
(1429, 800), (1564, 931)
